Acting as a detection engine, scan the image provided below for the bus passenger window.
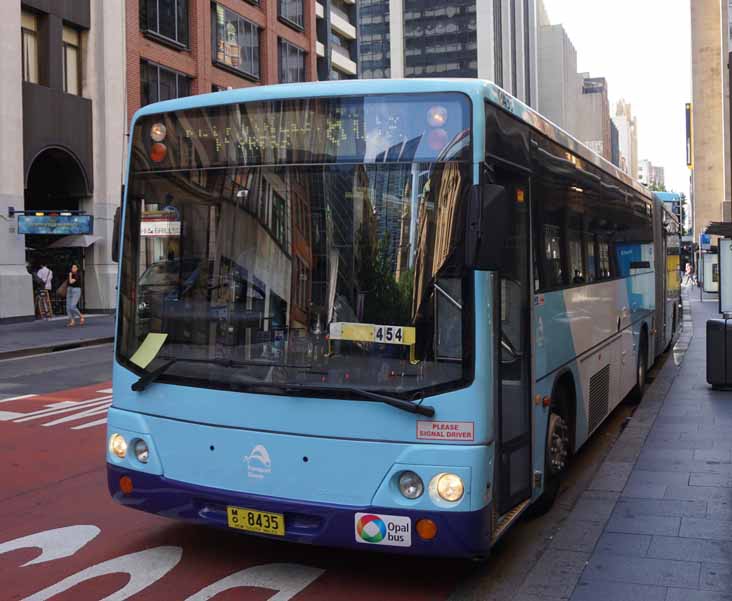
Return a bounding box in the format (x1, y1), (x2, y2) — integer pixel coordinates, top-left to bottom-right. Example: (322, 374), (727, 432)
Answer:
(543, 224), (563, 288)
(598, 240), (610, 279)
(586, 238), (597, 282)
(569, 231), (584, 284)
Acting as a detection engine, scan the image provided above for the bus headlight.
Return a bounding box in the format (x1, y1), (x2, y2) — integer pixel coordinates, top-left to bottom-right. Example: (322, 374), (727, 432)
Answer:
(431, 473), (464, 502)
(133, 439), (149, 463)
(398, 471), (424, 499)
(109, 433), (127, 459)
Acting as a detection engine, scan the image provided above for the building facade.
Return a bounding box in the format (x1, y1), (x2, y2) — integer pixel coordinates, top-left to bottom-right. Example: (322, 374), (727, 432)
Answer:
(126, 0), (318, 122)
(537, 22), (580, 133)
(612, 99), (639, 180)
(638, 159), (666, 190)
(690, 0), (731, 240)
(359, 0), (540, 110)
(575, 75), (611, 162)
(0, 0), (126, 320)
(316, 0), (358, 79)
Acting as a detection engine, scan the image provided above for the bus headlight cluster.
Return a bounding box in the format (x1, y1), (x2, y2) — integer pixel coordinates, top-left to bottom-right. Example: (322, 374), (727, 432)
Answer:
(430, 473), (464, 502)
(109, 433), (127, 459)
(133, 439), (149, 463)
(398, 471), (424, 499)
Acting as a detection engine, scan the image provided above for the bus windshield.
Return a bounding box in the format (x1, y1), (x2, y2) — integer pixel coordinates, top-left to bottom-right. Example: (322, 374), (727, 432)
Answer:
(117, 95), (474, 399)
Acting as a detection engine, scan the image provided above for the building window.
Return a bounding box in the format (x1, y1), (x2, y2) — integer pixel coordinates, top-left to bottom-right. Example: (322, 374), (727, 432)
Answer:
(62, 27), (81, 95)
(21, 11), (39, 84)
(140, 0), (189, 48)
(212, 4), (260, 80)
(279, 39), (305, 83)
(140, 61), (192, 106)
(279, 0), (304, 30)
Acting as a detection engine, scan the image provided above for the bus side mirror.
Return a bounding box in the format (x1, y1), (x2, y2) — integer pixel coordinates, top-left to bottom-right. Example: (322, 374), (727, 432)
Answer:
(466, 184), (508, 271)
(112, 206), (121, 263)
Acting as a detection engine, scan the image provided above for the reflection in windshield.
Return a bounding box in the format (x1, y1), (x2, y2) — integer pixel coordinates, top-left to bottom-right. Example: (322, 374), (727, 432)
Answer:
(118, 161), (472, 398)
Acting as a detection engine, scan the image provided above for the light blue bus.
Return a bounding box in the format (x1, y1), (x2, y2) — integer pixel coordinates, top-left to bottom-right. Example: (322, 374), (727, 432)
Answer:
(107, 79), (679, 558)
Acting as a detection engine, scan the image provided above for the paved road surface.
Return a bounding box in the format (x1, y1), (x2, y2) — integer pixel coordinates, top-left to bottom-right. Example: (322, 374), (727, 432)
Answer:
(0, 344), (634, 600)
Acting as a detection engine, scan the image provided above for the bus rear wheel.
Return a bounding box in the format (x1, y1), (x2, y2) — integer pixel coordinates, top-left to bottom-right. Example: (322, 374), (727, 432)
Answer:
(629, 337), (648, 403)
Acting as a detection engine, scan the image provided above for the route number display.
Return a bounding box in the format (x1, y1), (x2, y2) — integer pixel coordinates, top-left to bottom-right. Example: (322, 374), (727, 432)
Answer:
(329, 322), (416, 346)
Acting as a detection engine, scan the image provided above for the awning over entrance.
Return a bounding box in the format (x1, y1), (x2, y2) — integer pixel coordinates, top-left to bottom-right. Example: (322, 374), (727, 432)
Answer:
(47, 235), (102, 248)
(705, 223), (732, 238)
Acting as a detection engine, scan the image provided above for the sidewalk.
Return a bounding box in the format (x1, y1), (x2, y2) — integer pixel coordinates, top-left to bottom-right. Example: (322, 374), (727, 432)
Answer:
(516, 290), (732, 601)
(0, 314), (115, 360)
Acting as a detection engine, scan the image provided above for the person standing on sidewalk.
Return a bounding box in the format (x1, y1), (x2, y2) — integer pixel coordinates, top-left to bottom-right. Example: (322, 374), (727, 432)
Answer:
(36, 263), (53, 320)
(66, 263), (85, 327)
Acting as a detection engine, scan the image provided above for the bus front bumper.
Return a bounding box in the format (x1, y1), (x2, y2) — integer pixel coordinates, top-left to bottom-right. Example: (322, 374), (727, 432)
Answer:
(107, 465), (493, 558)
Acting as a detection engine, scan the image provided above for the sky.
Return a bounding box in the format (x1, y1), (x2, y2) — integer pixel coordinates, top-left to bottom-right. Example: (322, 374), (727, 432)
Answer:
(542, 0), (692, 198)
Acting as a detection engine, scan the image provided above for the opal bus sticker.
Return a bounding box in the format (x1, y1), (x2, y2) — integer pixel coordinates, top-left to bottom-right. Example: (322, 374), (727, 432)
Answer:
(354, 513), (411, 547)
(416, 421), (474, 442)
(244, 444), (271, 479)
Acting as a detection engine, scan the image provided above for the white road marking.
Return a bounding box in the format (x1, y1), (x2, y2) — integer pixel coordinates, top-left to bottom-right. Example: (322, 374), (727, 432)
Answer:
(22, 546), (183, 601)
(11, 396), (112, 423)
(0, 525), (100, 567)
(72, 417), (108, 430)
(0, 394), (37, 404)
(97, 388), (114, 394)
(42, 405), (110, 427)
(184, 563), (325, 601)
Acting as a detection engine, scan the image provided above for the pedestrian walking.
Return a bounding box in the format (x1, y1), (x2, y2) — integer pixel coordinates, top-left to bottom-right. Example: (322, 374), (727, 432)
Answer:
(66, 263), (85, 327)
(36, 263), (53, 320)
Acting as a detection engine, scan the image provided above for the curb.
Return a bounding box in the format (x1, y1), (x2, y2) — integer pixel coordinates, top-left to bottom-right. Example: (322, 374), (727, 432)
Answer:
(0, 337), (115, 361)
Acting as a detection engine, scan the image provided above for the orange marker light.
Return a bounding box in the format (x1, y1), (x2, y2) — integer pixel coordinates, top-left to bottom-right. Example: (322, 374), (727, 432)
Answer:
(120, 476), (134, 495)
(150, 142), (167, 163)
(517, 189), (525, 203)
(416, 519), (438, 540)
(542, 396), (551, 407)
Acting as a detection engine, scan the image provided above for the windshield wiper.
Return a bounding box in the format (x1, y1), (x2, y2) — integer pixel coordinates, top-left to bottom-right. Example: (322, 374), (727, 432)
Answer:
(131, 357), (235, 392)
(280, 383), (435, 417)
(131, 356), (312, 392)
(132, 362), (435, 417)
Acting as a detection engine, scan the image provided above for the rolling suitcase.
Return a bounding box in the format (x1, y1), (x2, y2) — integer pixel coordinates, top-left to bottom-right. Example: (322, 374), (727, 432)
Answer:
(707, 319), (732, 388)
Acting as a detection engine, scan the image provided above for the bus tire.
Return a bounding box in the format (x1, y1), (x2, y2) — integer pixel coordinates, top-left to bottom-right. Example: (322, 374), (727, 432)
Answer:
(629, 334), (648, 403)
(528, 404), (570, 517)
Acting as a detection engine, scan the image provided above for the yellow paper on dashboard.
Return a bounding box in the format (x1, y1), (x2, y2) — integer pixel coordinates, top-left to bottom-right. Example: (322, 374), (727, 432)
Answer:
(129, 333), (168, 369)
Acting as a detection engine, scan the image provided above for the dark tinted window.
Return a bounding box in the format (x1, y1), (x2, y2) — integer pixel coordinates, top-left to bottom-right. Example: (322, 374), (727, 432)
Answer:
(279, 0), (304, 29)
(531, 139), (653, 292)
(358, 0), (391, 78)
(278, 39), (305, 83)
(140, 0), (189, 47)
(141, 61), (191, 106)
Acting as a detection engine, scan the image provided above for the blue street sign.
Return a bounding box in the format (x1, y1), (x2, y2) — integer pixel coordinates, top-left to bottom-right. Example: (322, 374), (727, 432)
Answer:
(700, 233), (712, 251)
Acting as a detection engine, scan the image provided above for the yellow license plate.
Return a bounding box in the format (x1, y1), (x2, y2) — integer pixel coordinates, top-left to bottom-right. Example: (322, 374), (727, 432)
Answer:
(226, 506), (285, 536)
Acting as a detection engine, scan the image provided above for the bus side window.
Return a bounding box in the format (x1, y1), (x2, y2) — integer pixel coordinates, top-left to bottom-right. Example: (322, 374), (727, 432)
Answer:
(585, 235), (597, 282)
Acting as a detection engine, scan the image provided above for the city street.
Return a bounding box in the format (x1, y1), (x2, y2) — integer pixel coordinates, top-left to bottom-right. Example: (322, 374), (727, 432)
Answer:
(0, 344), (633, 601)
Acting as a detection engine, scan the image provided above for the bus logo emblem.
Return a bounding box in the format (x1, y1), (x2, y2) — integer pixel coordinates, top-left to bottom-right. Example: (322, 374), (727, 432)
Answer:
(244, 444), (271, 479)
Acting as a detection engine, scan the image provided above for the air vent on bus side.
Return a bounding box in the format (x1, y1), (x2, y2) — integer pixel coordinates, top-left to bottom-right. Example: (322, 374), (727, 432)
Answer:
(588, 365), (610, 433)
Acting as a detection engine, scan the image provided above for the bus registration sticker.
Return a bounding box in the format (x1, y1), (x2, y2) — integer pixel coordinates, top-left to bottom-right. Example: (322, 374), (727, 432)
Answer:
(226, 506), (285, 536)
(355, 513), (411, 547)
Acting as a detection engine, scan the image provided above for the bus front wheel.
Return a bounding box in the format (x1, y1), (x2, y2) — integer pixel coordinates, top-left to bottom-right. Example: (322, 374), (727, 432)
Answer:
(529, 410), (570, 517)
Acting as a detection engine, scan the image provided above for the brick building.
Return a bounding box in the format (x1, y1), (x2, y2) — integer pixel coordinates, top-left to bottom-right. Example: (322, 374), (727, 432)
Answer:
(126, 0), (318, 122)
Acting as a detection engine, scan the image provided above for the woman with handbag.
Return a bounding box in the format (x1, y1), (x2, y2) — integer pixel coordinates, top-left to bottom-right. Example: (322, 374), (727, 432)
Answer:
(64, 263), (85, 327)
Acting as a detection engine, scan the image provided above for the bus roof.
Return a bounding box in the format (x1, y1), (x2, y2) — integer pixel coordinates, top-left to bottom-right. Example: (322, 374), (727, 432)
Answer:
(133, 78), (651, 199)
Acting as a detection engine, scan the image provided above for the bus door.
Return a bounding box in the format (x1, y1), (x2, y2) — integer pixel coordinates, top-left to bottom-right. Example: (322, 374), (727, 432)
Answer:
(494, 169), (533, 514)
